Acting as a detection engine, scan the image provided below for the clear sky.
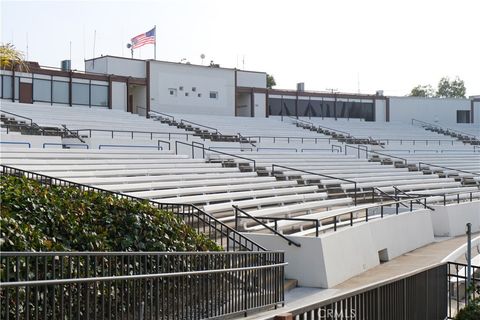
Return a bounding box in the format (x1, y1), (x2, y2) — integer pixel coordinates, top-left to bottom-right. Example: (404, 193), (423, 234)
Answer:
(1, 0), (479, 96)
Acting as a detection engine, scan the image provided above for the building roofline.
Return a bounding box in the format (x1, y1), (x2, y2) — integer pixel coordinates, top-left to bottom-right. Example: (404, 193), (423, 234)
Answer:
(85, 55), (267, 75)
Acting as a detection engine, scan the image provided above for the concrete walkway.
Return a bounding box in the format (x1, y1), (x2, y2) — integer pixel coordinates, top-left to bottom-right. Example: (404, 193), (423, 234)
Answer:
(245, 233), (478, 320)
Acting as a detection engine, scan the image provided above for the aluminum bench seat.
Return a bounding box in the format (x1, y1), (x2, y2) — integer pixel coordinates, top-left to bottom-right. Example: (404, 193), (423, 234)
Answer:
(36, 167), (242, 178)
(155, 185), (320, 205)
(68, 171), (259, 185)
(203, 192), (328, 214)
(98, 176), (277, 192)
(127, 180), (299, 199)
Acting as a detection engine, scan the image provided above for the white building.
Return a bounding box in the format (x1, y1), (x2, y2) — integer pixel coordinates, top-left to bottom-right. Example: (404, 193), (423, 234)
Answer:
(1, 55), (478, 124)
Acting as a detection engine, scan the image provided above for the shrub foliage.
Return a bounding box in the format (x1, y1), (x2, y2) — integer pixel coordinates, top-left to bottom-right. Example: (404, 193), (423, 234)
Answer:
(0, 175), (221, 252)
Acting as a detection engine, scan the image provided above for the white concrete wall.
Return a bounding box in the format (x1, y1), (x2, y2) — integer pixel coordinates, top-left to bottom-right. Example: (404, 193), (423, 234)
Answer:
(473, 100), (479, 124)
(85, 57), (146, 78)
(149, 61), (235, 116)
(389, 96), (471, 124)
(236, 70), (266, 88)
(375, 99), (386, 122)
(430, 201), (480, 237)
(111, 81), (127, 112)
(245, 209), (434, 288)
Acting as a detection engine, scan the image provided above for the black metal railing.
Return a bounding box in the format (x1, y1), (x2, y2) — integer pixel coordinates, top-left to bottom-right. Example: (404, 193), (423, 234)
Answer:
(0, 165), (265, 252)
(291, 263), (447, 320)
(271, 164), (358, 205)
(149, 110), (176, 122)
(180, 119), (220, 134)
(233, 206), (302, 247)
(392, 186), (436, 211)
(0, 251), (285, 320)
(72, 128), (192, 141)
(61, 124), (86, 143)
(418, 162), (480, 177)
(235, 196), (434, 236)
(174, 141), (257, 171)
(0, 109), (34, 125)
(243, 135), (333, 145)
(447, 261), (480, 319)
(345, 144), (408, 165)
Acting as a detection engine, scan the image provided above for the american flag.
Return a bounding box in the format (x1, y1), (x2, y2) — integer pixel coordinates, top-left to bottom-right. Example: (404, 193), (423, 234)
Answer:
(131, 27), (156, 49)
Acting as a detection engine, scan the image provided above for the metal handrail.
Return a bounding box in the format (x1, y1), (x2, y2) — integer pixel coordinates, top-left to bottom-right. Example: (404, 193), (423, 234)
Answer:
(98, 144), (163, 150)
(180, 118), (220, 134)
(243, 135), (332, 144)
(412, 118), (477, 139)
(271, 164), (358, 205)
(345, 144), (408, 164)
(61, 124), (86, 143)
(0, 262), (288, 288)
(233, 205), (302, 247)
(149, 110), (175, 121)
(392, 186), (436, 211)
(371, 186), (409, 208)
(174, 140), (257, 170)
(288, 116), (314, 126)
(418, 162), (480, 176)
(246, 195), (437, 235)
(72, 128), (191, 141)
(157, 139), (171, 150)
(0, 110), (33, 125)
(0, 165), (265, 251)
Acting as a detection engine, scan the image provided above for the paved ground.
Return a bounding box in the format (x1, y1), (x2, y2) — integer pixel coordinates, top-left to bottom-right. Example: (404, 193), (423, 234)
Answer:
(245, 233), (479, 320)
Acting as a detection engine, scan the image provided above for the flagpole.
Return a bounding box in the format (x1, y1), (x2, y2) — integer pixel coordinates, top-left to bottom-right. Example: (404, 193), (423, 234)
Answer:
(154, 25), (157, 60)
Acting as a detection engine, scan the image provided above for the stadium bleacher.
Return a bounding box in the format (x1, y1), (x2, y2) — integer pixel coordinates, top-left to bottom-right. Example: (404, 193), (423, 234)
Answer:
(1, 102), (479, 240)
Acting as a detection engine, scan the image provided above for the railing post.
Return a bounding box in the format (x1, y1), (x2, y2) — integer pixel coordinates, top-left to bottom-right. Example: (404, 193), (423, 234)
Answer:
(316, 220), (319, 237)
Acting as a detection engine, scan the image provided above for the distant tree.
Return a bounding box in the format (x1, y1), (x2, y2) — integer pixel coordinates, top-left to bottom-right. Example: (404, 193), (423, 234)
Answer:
(409, 84), (435, 97)
(0, 43), (29, 71)
(436, 76), (466, 98)
(267, 74), (276, 89)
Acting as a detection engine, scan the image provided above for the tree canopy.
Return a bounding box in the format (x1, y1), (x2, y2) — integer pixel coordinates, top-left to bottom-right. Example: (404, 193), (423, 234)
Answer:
(409, 76), (466, 98)
(0, 43), (29, 71)
(410, 85), (435, 97)
(267, 74), (276, 89)
(436, 76), (466, 98)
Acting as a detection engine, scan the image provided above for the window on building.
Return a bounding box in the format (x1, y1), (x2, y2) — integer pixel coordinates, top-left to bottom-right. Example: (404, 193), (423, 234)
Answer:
(91, 85), (108, 107)
(72, 82), (89, 105)
(209, 91), (218, 99)
(2, 75), (13, 99)
(169, 88), (177, 96)
(33, 78), (51, 103)
(192, 87), (196, 92)
(52, 81), (69, 104)
(14, 77), (20, 100)
(457, 110), (470, 123)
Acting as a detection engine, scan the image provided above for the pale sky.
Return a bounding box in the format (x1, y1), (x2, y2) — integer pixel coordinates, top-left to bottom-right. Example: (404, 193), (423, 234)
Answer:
(1, 0), (479, 96)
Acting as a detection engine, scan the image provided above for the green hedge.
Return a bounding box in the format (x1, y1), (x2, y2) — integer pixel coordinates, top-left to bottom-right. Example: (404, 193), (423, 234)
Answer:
(0, 175), (221, 252)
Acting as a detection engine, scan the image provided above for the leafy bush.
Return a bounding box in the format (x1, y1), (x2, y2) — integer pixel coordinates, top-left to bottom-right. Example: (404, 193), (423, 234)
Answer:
(0, 175), (221, 252)
(455, 293), (480, 320)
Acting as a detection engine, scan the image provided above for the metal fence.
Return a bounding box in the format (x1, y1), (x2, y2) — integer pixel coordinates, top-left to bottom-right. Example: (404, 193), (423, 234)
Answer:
(0, 251), (285, 320)
(0, 165), (264, 252)
(447, 261), (480, 319)
(289, 263), (448, 320)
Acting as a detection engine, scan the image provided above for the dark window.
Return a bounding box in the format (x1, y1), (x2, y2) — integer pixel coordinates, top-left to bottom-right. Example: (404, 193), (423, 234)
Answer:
(33, 79), (51, 102)
(192, 87), (196, 92)
(72, 82), (89, 105)
(52, 81), (69, 104)
(91, 85), (108, 107)
(209, 91), (218, 99)
(457, 110), (470, 123)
